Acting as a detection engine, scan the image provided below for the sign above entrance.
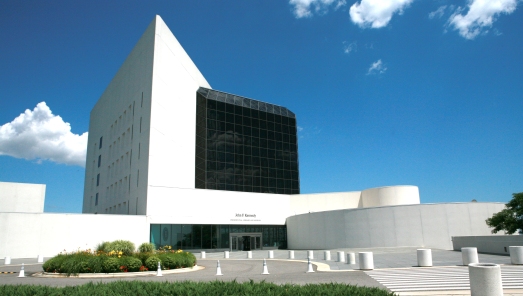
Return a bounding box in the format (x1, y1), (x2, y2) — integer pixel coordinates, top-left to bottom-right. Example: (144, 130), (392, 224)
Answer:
(231, 213), (261, 222)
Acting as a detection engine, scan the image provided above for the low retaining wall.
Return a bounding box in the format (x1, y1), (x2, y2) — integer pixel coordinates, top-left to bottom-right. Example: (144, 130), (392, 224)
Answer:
(452, 235), (523, 255)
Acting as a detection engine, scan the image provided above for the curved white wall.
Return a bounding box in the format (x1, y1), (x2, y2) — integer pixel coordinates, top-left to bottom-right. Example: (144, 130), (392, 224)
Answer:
(361, 185), (420, 208)
(287, 202), (504, 250)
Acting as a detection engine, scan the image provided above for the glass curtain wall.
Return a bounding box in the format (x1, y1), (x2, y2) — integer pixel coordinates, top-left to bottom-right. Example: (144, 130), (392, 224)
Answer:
(195, 87), (300, 194)
(150, 224), (287, 250)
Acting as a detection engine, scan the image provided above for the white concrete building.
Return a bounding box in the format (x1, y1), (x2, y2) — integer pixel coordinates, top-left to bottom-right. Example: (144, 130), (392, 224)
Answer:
(0, 15), (507, 258)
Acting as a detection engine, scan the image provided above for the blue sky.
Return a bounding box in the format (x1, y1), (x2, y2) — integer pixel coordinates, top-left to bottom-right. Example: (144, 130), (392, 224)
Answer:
(1, 0), (522, 213)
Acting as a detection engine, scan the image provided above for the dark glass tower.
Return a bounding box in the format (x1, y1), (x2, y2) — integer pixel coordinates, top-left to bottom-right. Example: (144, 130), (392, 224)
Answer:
(195, 87), (299, 194)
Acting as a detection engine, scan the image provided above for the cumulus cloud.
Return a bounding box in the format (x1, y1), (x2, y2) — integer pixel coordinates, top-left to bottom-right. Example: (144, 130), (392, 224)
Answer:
(349, 0), (414, 28)
(289, 0), (346, 18)
(449, 0), (518, 39)
(367, 59), (387, 75)
(0, 102), (87, 167)
(429, 5), (447, 19)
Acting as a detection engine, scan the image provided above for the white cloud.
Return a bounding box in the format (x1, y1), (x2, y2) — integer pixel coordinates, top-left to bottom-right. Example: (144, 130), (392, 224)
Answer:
(289, 0), (346, 18)
(449, 0), (518, 39)
(367, 59), (387, 75)
(429, 5), (447, 19)
(349, 0), (414, 28)
(343, 41), (357, 54)
(0, 102), (87, 167)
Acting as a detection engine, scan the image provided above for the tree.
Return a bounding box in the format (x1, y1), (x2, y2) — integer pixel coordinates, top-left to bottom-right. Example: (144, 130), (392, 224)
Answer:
(486, 192), (523, 234)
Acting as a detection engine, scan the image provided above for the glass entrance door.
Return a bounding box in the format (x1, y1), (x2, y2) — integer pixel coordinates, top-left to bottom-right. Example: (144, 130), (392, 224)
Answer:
(230, 233), (262, 251)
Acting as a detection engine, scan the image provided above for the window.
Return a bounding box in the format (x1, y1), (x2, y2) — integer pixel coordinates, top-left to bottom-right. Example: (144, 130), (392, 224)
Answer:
(97, 155), (101, 167)
(96, 174), (100, 186)
(95, 193), (98, 206)
(99, 137), (103, 149)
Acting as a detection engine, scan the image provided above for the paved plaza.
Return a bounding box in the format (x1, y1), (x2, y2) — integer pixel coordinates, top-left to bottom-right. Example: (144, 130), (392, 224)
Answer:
(1, 247), (523, 295)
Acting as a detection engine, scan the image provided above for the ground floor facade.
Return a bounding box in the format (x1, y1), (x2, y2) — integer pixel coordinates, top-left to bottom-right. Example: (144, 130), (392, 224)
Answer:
(150, 224), (287, 251)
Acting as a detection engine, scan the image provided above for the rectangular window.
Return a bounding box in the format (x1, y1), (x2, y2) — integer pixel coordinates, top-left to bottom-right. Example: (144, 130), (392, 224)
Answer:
(95, 193), (98, 206)
(97, 155), (101, 167)
(140, 117), (142, 133)
(96, 174), (100, 186)
(138, 143), (141, 159)
(99, 137), (103, 149)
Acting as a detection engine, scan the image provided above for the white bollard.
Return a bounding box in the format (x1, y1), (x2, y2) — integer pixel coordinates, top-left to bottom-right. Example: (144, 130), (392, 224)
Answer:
(289, 250), (295, 259)
(468, 263), (503, 296)
(268, 250), (274, 259)
(201, 251), (206, 259)
(359, 252), (374, 270)
(262, 258), (270, 275)
(307, 257), (315, 273)
(337, 251), (345, 263)
(224, 251), (229, 259)
(18, 263), (25, 278)
(346, 252), (356, 264)
(247, 251), (252, 259)
(216, 260), (223, 276)
(308, 250), (314, 259)
(324, 251), (331, 261)
(4, 256), (11, 265)
(156, 262), (162, 277)
(462, 247), (479, 266)
(509, 246), (523, 265)
(417, 249), (433, 267)
(37, 255), (44, 263)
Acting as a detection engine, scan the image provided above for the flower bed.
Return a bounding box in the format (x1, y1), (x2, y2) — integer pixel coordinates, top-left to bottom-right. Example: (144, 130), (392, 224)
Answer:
(42, 242), (196, 276)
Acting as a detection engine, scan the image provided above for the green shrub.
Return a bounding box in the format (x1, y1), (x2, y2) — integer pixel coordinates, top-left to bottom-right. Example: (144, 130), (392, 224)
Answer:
(120, 256), (142, 272)
(60, 254), (90, 276)
(102, 257), (120, 273)
(138, 242), (155, 253)
(158, 253), (178, 269)
(86, 255), (105, 273)
(95, 241), (110, 252)
(144, 256), (161, 271)
(42, 254), (66, 273)
(104, 240), (135, 256)
(0, 280), (395, 295)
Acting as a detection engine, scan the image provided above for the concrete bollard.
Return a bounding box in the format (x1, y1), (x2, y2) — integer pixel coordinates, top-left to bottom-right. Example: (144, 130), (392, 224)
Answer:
(224, 251), (229, 259)
(201, 251), (206, 259)
(307, 257), (315, 273)
(462, 247), (479, 266)
(262, 258), (270, 275)
(346, 252), (356, 264)
(359, 252), (374, 270)
(308, 250), (314, 259)
(247, 251), (252, 259)
(156, 262), (162, 277)
(216, 260), (223, 276)
(4, 256), (11, 265)
(268, 250), (274, 259)
(289, 250), (295, 259)
(468, 263), (503, 296)
(324, 251), (331, 261)
(18, 263), (25, 278)
(337, 251), (345, 263)
(37, 255), (44, 263)
(509, 246), (523, 265)
(417, 249), (432, 267)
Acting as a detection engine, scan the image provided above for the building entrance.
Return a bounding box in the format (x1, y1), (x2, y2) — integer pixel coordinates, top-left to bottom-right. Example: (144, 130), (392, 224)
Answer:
(230, 233), (262, 251)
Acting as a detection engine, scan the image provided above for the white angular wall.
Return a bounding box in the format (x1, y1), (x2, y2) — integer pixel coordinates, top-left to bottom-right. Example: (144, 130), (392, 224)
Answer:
(0, 182), (45, 213)
(83, 15), (211, 215)
(0, 213), (148, 258)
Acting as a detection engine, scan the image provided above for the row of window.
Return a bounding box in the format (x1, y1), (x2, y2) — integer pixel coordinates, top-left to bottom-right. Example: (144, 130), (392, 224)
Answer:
(205, 112), (296, 130)
(204, 149), (298, 162)
(204, 169), (299, 179)
(205, 100), (296, 124)
(150, 224), (287, 250)
(206, 129), (297, 144)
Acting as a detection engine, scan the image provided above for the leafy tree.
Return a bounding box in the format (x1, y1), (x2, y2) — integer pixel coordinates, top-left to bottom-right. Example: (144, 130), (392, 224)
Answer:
(486, 192), (523, 234)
